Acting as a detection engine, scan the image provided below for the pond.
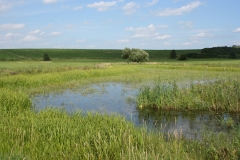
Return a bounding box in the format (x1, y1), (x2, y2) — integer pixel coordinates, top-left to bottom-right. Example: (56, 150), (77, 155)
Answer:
(32, 82), (240, 140)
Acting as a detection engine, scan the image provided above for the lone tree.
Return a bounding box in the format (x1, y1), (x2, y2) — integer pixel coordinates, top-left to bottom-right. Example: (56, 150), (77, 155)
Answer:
(122, 47), (149, 63)
(169, 49), (177, 59)
(43, 53), (51, 61)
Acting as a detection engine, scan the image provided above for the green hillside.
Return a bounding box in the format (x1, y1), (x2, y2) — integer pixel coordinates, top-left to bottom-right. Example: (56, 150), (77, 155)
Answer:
(0, 49), (201, 61)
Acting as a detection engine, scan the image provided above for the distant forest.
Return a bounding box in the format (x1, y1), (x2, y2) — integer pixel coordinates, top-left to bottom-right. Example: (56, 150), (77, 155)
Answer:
(184, 46), (240, 59)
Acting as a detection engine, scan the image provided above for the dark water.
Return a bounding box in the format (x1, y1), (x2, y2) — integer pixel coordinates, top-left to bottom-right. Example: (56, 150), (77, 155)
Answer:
(32, 83), (240, 139)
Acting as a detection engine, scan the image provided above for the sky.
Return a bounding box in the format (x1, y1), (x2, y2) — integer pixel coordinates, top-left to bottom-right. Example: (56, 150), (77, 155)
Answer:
(0, 0), (240, 49)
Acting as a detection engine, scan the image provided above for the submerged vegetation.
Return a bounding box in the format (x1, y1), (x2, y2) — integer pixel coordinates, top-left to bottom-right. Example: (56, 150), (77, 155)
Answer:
(0, 53), (240, 159)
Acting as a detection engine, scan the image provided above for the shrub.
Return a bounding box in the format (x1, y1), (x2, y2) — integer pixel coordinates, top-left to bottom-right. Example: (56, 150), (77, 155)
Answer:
(43, 53), (51, 61)
(122, 48), (149, 63)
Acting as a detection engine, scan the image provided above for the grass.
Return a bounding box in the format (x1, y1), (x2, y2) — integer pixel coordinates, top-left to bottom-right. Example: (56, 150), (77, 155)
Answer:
(0, 57), (240, 159)
(137, 78), (240, 112)
(1, 93), (240, 159)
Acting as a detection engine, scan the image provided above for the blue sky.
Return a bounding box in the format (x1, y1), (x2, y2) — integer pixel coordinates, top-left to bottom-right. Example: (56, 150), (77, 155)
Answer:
(0, 0), (239, 49)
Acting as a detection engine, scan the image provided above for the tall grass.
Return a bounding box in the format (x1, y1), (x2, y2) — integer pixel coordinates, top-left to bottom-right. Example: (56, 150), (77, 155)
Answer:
(0, 89), (32, 112)
(0, 107), (199, 159)
(1, 100), (239, 159)
(137, 78), (240, 112)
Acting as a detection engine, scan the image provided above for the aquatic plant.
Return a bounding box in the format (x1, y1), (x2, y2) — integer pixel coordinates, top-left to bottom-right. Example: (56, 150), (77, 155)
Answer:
(0, 89), (32, 112)
(137, 78), (240, 112)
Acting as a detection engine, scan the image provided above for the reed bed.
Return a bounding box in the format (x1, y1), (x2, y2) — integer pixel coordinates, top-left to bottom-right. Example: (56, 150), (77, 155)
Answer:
(137, 78), (240, 112)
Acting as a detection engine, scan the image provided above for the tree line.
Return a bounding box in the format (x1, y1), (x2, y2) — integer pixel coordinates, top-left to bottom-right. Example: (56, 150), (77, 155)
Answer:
(170, 46), (240, 60)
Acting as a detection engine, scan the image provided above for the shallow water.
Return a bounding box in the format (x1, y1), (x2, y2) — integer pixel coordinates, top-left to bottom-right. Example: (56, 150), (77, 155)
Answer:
(32, 82), (240, 139)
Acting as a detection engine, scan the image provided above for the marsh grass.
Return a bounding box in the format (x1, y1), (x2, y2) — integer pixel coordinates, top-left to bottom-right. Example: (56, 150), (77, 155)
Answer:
(0, 106), (199, 159)
(0, 89), (32, 112)
(137, 78), (240, 112)
(1, 60), (240, 159)
(1, 107), (240, 159)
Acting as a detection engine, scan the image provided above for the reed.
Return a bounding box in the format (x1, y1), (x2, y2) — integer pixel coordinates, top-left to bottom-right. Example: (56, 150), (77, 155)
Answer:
(0, 107), (201, 160)
(0, 89), (32, 112)
(137, 78), (240, 112)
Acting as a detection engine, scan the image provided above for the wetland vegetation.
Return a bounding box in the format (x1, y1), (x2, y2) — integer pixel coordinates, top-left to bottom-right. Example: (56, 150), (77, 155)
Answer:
(1, 49), (240, 159)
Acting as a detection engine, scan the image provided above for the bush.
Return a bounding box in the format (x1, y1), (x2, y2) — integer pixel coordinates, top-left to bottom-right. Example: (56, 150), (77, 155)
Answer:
(43, 53), (51, 61)
(122, 48), (149, 63)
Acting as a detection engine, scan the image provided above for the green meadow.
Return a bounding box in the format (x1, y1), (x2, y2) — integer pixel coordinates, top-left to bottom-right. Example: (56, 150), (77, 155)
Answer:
(0, 48), (200, 61)
(0, 49), (240, 159)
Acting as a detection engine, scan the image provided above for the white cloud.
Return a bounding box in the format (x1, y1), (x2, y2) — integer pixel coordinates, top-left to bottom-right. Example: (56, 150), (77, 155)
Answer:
(131, 33), (159, 39)
(0, 23), (25, 30)
(125, 27), (134, 31)
(42, 0), (57, 4)
(83, 21), (91, 25)
(181, 42), (191, 45)
(40, 32), (45, 36)
(155, 35), (171, 40)
(193, 32), (213, 38)
(157, 25), (168, 29)
(50, 32), (62, 36)
(23, 35), (37, 41)
(0, 1), (12, 13)
(77, 39), (85, 43)
(126, 24), (156, 33)
(233, 28), (240, 32)
(156, 1), (203, 16)
(73, 6), (83, 10)
(178, 21), (193, 28)
(122, 2), (139, 15)
(28, 30), (41, 34)
(5, 32), (14, 38)
(65, 24), (74, 29)
(147, 0), (159, 7)
(61, 5), (69, 9)
(232, 41), (240, 45)
(118, 39), (129, 43)
(164, 42), (170, 45)
(126, 24), (170, 40)
(87, 1), (121, 11)
(0, 0), (23, 13)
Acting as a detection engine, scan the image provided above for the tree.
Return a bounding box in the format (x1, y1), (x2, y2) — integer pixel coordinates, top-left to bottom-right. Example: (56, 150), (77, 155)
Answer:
(169, 49), (177, 59)
(229, 51), (237, 59)
(122, 48), (149, 63)
(43, 53), (51, 61)
(122, 47), (131, 59)
(178, 54), (187, 61)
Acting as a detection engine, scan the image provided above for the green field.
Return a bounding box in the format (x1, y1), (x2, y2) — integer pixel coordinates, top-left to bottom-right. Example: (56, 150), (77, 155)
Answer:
(0, 49), (201, 61)
(1, 50), (240, 159)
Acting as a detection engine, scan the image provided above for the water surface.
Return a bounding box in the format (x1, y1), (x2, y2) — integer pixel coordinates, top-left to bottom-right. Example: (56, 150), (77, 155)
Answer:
(32, 82), (240, 139)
